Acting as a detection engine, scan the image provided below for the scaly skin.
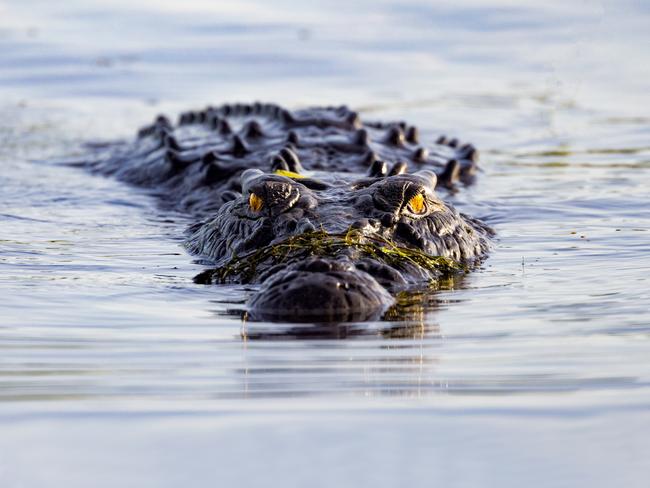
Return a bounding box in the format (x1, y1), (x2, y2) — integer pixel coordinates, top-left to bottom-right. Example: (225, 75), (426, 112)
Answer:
(83, 103), (492, 322)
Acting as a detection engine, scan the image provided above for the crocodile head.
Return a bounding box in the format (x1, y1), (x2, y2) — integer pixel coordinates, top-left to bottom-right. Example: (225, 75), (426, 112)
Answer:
(187, 167), (491, 321)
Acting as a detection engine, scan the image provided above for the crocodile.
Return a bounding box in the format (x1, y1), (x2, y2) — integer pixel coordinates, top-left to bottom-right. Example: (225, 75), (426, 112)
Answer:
(82, 103), (493, 322)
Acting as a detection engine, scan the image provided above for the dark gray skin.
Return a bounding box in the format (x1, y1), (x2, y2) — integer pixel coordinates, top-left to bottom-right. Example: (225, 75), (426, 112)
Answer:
(81, 103), (492, 322)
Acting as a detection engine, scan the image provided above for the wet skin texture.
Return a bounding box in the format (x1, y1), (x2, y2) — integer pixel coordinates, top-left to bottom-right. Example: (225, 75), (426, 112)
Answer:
(84, 103), (492, 322)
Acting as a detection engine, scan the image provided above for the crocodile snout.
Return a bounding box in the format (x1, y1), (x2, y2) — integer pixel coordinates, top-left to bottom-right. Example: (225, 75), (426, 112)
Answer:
(248, 257), (394, 322)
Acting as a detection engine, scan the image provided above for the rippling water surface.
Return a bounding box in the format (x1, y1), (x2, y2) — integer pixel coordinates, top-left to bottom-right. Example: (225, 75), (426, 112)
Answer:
(1, 1), (649, 487)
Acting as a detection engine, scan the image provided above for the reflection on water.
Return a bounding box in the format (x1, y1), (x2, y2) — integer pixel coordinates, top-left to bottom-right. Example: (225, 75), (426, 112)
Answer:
(0, 0), (649, 486)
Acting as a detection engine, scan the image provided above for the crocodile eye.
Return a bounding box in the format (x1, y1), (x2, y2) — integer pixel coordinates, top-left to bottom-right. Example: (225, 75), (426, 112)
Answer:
(249, 192), (264, 212)
(406, 193), (426, 214)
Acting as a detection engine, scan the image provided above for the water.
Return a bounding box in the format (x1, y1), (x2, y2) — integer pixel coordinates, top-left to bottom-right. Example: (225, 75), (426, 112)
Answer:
(1, 1), (649, 486)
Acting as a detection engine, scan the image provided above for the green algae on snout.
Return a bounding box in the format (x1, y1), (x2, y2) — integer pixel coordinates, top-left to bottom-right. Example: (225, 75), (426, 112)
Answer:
(208, 228), (463, 284)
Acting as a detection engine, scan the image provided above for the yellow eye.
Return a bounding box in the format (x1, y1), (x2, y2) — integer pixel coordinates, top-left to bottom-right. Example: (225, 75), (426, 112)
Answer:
(407, 193), (426, 214)
(249, 192), (264, 212)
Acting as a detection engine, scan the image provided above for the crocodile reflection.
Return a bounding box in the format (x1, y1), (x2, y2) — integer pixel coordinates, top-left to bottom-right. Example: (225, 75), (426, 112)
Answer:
(218, 273), (466, 340)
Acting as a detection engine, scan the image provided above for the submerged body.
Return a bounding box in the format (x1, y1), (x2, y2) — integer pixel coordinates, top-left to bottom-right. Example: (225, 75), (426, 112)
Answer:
(83, 103), (492, 321)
